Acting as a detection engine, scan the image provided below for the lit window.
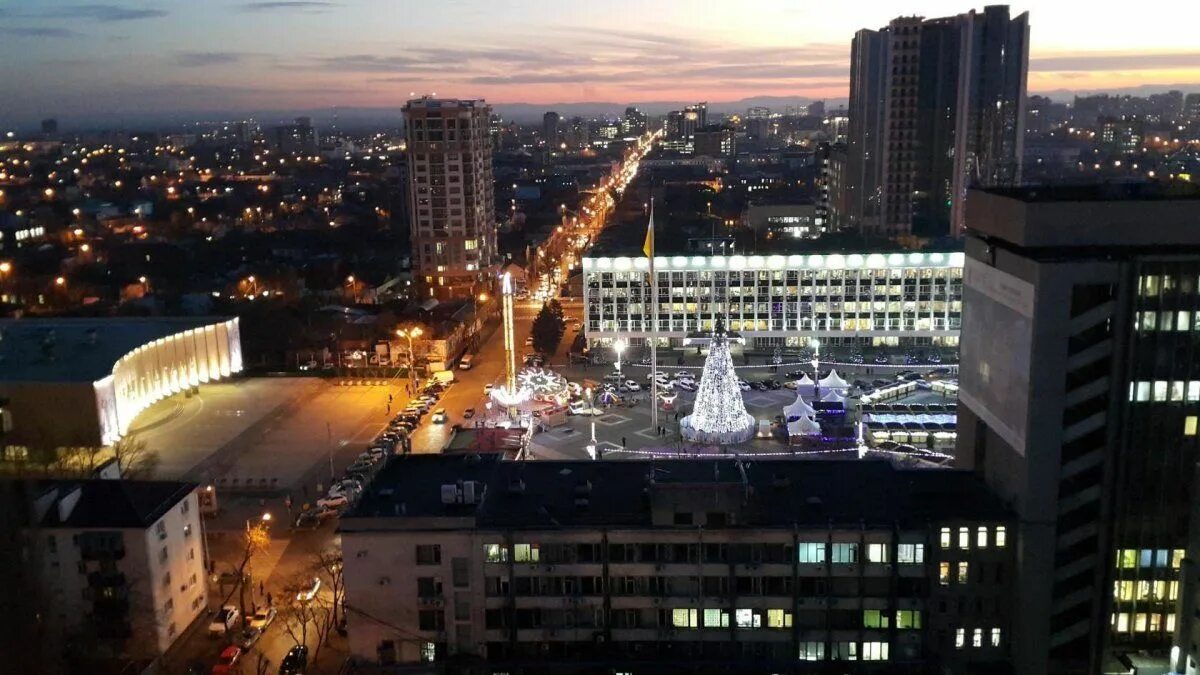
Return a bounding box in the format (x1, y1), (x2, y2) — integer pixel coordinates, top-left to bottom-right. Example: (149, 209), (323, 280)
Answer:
(1189, 381), (1200, 402)
(958, 527), (970, 549)
(863, 610), (889, 629)
(513, 543), (539, 563)
(955, 628), (965, 649)
(798, 641), (825, 661)
(1168, 613), (1177, 632)
(972, 628), (982, 648)
(798, 542), (826, 563)
(861, 641), (889, 661)
(1153, 381), (1168, 401)
(703, 608), (726, 628)
(1115, 612), (1130, 632)
(1115, 581), (1134, 600)
(939, 562), (951, 586)
(1187, 417), (1198, 436)
(766, 609), (792, 628)
(734, 609), (759, 629)
(897, 543), (925, 564)
(1170, 580), (1180, 600)
(672, 608), (698, 628)
(991, 627), (1001, 647)
(831, 543), (858, 564)
(1117, 549), (1137, 568)
(1134, 613), (1148, 632)
(1149, 613), (1162, 632)
(420, 642), (436, 662)
(940, 527), (951, 549)
(895, 610), (921, 629)
(1172, 381), (1186, 401)
(484, 544), (508, 563)
(995, 526), (1007, 548)
(977, 527), (988, 548)
(1137, 381), (1151, 401)
(1179, 311), (1191, 331)
(957, 562), (969, 584)
(867, 543), (889, 563)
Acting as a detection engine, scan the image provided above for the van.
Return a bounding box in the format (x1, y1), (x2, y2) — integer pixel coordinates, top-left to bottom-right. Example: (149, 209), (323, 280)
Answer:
(459, 354), (474, 370)
(431, 370), (455, 385)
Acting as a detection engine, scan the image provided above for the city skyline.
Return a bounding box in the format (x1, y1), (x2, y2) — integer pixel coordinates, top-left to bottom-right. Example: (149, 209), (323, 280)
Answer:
(3, 0), (1200, 127)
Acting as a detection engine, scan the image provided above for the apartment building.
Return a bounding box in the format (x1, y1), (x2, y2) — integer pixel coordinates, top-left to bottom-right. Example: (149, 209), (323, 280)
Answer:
(847, 6), (1029, 238)
(341, 454), (1013, 674)
(16, 480), (208, 664)
(581, 250), (964, 351)
(955, 185), (1200, 674)
(403, 98), (498, 300)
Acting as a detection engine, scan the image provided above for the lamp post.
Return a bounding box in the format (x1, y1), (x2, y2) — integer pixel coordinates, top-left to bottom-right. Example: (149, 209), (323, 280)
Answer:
(396, 327), (423, 385)
(810, 338), (821, 399)
(585, 386), (598, 459)
(613, 338), (627, 377)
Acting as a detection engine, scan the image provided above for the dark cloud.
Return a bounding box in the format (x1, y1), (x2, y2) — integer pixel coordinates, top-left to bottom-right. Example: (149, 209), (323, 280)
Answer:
(0, 4), (169, 22)
(0, 26), (80, 38)
(238, 1), (337, 11)
(1033, 51), (1200, 72)
(174, 51), (246, 67)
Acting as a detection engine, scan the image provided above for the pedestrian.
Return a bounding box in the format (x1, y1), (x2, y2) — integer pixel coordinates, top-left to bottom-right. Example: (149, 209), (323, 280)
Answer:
(621, 436), (626, 447)
(387, 403), (391, 415)
(259, 580), (265, 597)
(388, 393), (393, 404)
(267, 592), (273, 607)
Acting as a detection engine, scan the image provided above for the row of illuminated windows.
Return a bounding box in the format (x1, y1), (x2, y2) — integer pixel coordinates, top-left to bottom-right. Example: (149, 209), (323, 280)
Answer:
(797, 641), (889, 661)
(492, 542), (926, 566)
(1114, 580), (1180, 602)
(1135, 310), (1200, 332)
(796, 542), (925, 564)
(593, 269), (961, 282)
(1138, 274), (1200, 297)
(670, 608), (792, 630)
(1113, 611), (1175, 633)
(1128, 381), (1200, 403)
(940, 526), (1007, 550)
(1116, 548), (1184, 569)
(955, 627), (1002, 649)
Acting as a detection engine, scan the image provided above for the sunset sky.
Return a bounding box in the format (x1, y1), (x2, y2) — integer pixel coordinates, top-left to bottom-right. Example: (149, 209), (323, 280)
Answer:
(2, 0), (1199, 126)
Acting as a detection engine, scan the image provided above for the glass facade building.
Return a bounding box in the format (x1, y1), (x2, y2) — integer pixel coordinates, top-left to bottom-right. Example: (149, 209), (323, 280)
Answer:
(582, 252), (964, 349)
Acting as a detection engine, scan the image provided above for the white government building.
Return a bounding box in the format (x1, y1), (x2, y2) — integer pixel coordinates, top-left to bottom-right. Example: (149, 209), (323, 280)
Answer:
(582, 251), (965, 351)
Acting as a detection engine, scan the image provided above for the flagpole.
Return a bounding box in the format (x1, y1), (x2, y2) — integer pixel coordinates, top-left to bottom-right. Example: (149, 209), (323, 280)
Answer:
(649, 198), (658, 433)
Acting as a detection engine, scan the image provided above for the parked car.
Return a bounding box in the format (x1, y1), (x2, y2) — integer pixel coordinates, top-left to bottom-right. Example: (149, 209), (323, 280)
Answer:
(208, 606), (240, 637)
(294, 577), (322, 605)
(752, 381), (769, 391)
(278, 645), (309, 675)
(432, 408), (448, 423)
(459, 354), (474, 370)
(212, 646), (242, 675)
(484, 383), (494, 395)
(233, 626), (263, 650)
(524, 336), (534, 346)
(463, 407), (476, 419)
(674, 379), (697, 392)
(766, 379), (782, 390)
(785, 369), (806, 379)
(316, 495), (349, 510)
(623, 380), (641, 391)
(737, 380), (752, 391)
(874, 354), (889, 364)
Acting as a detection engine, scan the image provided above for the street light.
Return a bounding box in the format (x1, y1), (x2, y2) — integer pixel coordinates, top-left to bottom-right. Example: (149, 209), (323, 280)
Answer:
(613, 338), (627, 376)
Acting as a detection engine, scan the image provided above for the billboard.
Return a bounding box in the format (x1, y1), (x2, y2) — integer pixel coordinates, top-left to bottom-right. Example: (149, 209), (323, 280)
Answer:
(958, 258), (1035, 456)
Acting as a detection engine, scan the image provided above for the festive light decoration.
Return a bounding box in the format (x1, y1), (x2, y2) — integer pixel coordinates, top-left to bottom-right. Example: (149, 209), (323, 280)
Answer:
(516, 367), (568, 401)
(679, 319), (756, 444)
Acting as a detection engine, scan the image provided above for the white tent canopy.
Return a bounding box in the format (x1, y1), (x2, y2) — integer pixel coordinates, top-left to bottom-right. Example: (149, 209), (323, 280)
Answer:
(821, 389), (846, 403)
(787, 415), (821, 436)
(783, 394), (816, 419)
(819, 369), (849, 390)
(795, 372), (815, 386)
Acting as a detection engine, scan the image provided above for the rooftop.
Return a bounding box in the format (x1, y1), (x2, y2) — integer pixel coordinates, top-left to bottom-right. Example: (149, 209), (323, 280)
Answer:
(26, 479), (196, 529)
(0, 317), (232, 383)
(967, 184), (1200, 249)
(342, 455), (1011, 531)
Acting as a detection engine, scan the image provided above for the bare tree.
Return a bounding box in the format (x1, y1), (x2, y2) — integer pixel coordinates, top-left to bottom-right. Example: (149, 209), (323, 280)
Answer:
(218, 517), (271, 628)
(313, 550), (346, 630)
(111, 434), (160, 478)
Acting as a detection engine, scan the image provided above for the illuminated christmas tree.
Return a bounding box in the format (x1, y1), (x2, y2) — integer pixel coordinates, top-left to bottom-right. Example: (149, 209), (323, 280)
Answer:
(680, 319), (756, 444)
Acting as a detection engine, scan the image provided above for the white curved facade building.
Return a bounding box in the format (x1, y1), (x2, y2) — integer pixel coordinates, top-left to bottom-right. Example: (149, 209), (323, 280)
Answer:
(0, 317), (242, 452)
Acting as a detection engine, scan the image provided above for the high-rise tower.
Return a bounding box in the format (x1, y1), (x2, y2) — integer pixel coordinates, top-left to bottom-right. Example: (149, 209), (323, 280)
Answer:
(403, 98), (497, 300)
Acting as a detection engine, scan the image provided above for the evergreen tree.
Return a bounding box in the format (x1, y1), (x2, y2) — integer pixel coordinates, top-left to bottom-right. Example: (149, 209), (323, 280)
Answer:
(531, 303), (564, 355)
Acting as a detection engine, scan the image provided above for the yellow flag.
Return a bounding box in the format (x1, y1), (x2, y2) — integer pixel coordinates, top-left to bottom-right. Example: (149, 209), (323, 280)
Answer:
(642, 209), (654, 258)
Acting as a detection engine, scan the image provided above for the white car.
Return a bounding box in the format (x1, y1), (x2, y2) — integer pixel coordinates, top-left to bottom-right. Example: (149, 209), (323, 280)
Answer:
(623, 380), (641, 391)
(317, 494), (349, 510)
(674, 371), (691, 379)
(249, 606), (277, 630)
(737, 380), (752, 391)
(674, 379), (697, 392)
(432, 408), (447, 424)
(294, 577), (322, 605)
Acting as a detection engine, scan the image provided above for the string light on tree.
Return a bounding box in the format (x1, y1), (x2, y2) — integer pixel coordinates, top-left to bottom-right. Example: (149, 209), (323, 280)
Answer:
(679, 318), (756, 445)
